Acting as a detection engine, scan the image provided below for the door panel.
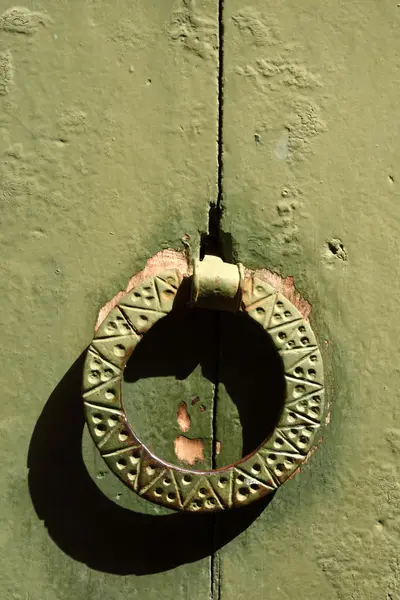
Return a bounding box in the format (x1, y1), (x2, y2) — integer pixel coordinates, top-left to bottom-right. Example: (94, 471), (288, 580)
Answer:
(219, 2), (400, 599)
(0, 0), (218, 597)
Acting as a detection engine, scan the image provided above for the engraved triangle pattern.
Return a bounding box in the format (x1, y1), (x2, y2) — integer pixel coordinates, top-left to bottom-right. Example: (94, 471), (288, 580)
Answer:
(83, 270), (325, 512)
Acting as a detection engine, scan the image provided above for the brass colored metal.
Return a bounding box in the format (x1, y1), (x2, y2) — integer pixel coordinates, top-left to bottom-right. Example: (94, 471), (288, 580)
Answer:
(191, 255), (244, 311)
(83, 258), (325, 512)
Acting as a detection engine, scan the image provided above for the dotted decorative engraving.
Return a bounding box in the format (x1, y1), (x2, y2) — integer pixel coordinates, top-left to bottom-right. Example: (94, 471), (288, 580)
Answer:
(83, 270), (325, 512)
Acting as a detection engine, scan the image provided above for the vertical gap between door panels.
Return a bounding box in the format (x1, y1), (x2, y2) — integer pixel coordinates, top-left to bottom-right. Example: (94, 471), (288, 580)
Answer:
(210, 1), (224, 599)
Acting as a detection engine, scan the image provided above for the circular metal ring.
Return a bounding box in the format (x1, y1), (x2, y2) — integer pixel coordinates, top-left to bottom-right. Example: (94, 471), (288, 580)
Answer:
(83, 267), (324, 511)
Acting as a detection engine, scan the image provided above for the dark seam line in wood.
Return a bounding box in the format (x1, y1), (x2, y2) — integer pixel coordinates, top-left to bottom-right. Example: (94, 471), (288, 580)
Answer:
(211, 0), (224, 471)
(211, 311), (220, 471)
(210, 541), (221, 600)
(211, 2), (224, 599)
(216, 0), (224, 224)
(210, 550), (216, 600)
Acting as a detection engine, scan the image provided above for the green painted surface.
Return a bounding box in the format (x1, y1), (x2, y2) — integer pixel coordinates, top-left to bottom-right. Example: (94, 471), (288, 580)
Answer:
(122, 307), (218, 470)
(1, 0), (400, 598)
(0, 0), (218, 597)
(219, 2), (400, 599)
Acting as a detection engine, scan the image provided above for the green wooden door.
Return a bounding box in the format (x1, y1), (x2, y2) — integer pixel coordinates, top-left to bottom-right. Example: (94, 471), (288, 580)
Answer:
(1, 1), (399, 599)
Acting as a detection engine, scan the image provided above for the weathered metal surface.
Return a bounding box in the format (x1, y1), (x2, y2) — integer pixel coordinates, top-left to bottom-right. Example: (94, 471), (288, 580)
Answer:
(83, 260), (324, 511)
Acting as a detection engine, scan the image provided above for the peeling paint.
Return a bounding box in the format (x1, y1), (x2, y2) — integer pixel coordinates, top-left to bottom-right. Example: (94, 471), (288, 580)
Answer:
(174, 435), (205, 466)
(177, 401), (191, 433)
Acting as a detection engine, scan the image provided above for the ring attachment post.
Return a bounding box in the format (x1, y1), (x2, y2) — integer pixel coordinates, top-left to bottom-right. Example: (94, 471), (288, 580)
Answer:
(191, 255), (245, 312)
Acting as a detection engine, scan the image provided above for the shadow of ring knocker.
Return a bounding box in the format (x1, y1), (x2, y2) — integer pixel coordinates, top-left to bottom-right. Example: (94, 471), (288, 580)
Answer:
(27, 280), (286, 575)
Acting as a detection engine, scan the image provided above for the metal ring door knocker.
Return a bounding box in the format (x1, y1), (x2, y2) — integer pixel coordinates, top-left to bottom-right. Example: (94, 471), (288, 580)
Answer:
(83, 255), (324, 512)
